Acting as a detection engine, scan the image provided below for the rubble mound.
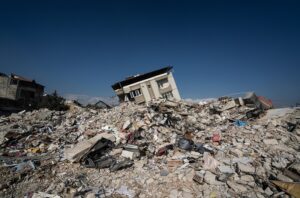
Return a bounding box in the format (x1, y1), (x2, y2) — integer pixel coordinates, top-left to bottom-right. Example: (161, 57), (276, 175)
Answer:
(0, 98), (299, 198)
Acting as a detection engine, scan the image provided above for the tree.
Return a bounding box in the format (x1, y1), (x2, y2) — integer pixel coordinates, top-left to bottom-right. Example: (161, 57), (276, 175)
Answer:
(37, 91), (69, 111)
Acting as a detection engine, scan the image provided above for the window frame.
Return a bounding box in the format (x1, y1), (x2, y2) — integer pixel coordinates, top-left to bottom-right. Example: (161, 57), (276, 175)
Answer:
(162, 91), (173, 99)
(10, 79), (18, 85)
(129, 88), (142, 98)
(157, 78), (169, 89)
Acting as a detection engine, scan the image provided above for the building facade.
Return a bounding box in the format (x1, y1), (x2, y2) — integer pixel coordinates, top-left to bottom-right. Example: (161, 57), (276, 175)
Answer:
(0, 73), (44, 104)
(112, 66), (181, 104)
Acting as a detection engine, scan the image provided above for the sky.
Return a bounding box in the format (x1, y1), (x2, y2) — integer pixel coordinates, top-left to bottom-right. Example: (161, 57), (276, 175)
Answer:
(0, 0), (299, 106)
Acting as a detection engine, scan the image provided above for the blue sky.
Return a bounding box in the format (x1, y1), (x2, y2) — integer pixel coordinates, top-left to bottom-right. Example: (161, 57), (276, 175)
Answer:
(0, 0), (299, 106)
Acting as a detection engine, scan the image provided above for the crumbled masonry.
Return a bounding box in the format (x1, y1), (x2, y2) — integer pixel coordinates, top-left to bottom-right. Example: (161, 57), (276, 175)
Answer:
(0, 97), (299, 198)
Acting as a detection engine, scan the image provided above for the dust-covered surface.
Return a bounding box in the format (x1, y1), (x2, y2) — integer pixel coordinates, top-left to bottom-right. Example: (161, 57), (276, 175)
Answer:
(0, 98), (299, 198)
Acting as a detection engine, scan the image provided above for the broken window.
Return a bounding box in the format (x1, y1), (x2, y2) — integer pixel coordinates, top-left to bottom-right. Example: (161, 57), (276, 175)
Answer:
(162, 91), (173, 99)
(157, 78), (169, 89)
(129, 89), (142, 98)
(124, 95), (129, 102)
(10, 79), (18, 85)
(20, 90), (35, 99)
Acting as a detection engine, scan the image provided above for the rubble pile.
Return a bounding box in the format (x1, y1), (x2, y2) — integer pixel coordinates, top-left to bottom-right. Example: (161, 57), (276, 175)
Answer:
(0, 97), (300, 198)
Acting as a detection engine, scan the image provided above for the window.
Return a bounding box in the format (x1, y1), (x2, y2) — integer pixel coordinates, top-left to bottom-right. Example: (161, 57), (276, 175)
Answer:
(124, 95), (129, 102)
(20, 90), (35, 99)
(10, 79), (18, 85)
(157, 78), (169, 89)
(129, 89), (142, 98)
(162, 91), (173, 99)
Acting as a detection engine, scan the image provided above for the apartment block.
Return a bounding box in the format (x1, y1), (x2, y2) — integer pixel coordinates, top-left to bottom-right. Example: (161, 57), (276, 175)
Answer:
(0, 73), (44, 104)
(112, 66), (181, 104)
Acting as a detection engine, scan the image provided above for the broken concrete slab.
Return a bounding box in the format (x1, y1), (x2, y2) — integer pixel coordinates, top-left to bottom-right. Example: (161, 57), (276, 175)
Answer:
(204, 171), (224, 185)
(263, 139), (278, 145)
(218, 165), (235, 174)
(221, 100), (237, 111)
(193, 170), (205, 184)
(64, 133), (115, 162)
(277, 173), (294, 182)
(227, 181), (248, 193)
(237, 162), (255, 174)
(121, 150), (139, 160)
(203, 152), (219, 171)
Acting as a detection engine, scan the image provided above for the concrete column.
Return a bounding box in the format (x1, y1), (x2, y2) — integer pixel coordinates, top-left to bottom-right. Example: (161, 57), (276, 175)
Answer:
(150, 80), (160, 99)
(140, 83), (151, 103)
(168, 72), (181, 100)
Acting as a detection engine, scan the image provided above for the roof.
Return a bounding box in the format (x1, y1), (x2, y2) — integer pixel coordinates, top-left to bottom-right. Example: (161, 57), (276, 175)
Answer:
(112, 66), (173, 90)
(11, 73), (44, 88)
(0, 72), (8, 77)
(11, 73), (33, 82)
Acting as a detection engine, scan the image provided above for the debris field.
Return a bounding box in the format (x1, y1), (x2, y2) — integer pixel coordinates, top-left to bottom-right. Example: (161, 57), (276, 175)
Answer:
(0, 96), (300, 198)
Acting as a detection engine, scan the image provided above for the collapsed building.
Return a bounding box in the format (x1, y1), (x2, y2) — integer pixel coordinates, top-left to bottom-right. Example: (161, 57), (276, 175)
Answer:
(0, 73), (44, 108)
(112, 66), (181, 104)
(0, 69), (299, 198)
(0, 94), (299, 198)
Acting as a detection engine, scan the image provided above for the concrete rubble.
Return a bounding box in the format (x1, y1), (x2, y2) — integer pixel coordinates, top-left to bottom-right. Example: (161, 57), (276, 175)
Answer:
(0, 96), (299, 198)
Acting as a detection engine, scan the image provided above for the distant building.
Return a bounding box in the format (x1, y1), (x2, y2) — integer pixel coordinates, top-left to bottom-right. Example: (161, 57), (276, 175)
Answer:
(0, 73), (44, 104)
(112, 66), (181, 104)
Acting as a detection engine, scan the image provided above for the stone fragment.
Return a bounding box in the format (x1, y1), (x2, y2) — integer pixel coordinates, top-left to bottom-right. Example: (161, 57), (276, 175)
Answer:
(190, 151), (201, 158)
(203, 152), (219, 171)
(110, 148), (123, 155)
(272, 159), (288, 169)
(32, 192), (61, 198)
(204, 171), (224, 185)
(193, 170), (205, 184)
(186, 115), (197, 124)
(146, 178), (154, 184)
(0, 131), (8, 145)
(277, 174), (293, 182)
(272, 192), (285, 197)
(169, 189), (179, 198)
(264, 187), (273, 196)
(256, 193), (265, 198)
(222, 100), (237, 111)
(85, 193), (96, 198)
(237, 162), (255, 174)
(230, 148), (244, 157)
(182, 191), (193, 198)
(64, 133), (115, 162)
(227, 181), (247, 193)
(121, 150), (139, 160)
(218, 165), (235, 174)
(263, 139), (278, 145)
(240, 175), (254, 182)
(122, 120), (131, 130)
(168, 160), (183, 172)
(160, 169), (169, 176)
(217, 174), (232, 182)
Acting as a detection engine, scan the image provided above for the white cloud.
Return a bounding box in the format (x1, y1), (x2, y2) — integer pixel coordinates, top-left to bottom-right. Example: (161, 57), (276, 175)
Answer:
(63, 94), (218, 107)
(63, 94), (119, 106)
(183, 98), (217, 105)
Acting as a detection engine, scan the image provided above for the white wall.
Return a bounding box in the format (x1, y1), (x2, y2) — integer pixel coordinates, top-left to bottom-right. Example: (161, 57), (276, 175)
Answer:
(167, 72), (181, 100)
(119, 71), (181, 102)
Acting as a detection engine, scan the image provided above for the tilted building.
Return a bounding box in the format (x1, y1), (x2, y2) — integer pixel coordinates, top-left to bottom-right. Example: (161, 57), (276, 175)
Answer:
(0, 73), (44, 104)
(112, 66), (181, 104)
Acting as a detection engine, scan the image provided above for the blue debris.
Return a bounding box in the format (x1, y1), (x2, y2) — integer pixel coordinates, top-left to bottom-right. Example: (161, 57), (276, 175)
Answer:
(234, 120), (247, 127)
(14, 160), (35, 172)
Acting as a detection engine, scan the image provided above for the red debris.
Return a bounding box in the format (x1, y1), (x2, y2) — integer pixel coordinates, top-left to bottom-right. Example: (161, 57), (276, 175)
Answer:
(258, 96), (273, 109)
(212, 134), (221, 142)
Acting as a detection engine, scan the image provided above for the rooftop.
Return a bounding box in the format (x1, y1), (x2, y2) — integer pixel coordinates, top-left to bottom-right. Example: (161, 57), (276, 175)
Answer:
(112, 66), (173, 90)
